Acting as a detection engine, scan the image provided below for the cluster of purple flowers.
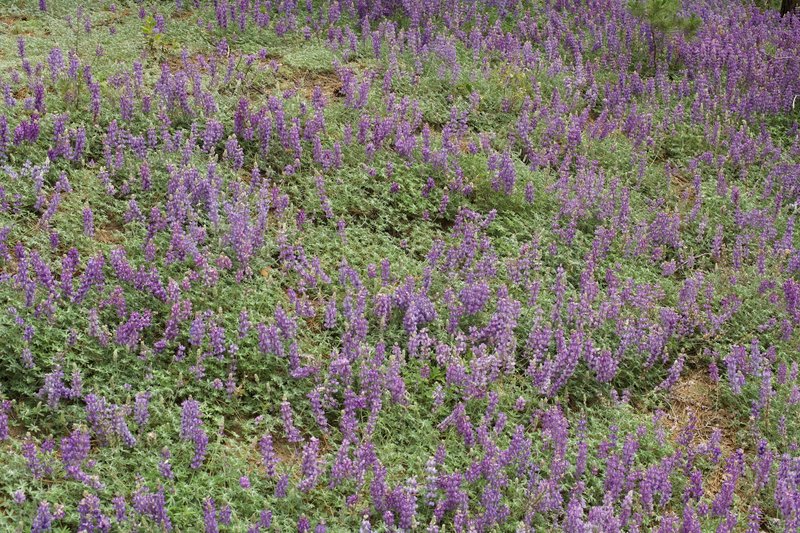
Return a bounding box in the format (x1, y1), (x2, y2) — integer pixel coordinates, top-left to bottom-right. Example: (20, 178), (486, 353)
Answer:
(181, 398), (209, 469)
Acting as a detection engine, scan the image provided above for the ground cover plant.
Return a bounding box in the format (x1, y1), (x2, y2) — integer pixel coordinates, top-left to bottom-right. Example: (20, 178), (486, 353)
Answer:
(0, 0), (799, 530)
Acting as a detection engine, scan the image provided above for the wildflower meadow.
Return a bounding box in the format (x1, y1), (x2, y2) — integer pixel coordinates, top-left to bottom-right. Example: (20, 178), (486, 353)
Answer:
(1, 0), (800, 531)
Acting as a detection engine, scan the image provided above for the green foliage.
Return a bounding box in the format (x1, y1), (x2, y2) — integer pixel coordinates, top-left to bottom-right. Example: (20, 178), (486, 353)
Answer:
(283, 43), (337, 72)
(629, 0), (701, 67)
(629, 0), (701, 37)
(141, 15), (167, 51)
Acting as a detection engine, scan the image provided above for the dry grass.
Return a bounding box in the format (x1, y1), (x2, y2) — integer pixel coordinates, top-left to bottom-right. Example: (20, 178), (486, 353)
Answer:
(670, 171), (697, 210)
(95, 227), (123, 244)
(664, 371), (732, 447)
(284, 68), (342, 102)
(0, 16), (36, 37)
(662, 370), (741, 500)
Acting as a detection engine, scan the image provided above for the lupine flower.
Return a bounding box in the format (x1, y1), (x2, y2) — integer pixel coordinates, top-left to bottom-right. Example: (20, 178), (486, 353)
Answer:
(132, 483), (172, 530)
(259, 434), (278, 477)
(112, 496), (126, 523)
(0, 400), (10, 440)
(32, 502), (55, 533)
(77, 493), (111, 532)
(181, 399), (208, 469)
(134, 391), (151, 427)
(61, 428), (103, 489)
(299, 437), (322, 492)
(280, 401), (303, 443)
(275, 474), (289, 498)
(203, 498), (218, 533)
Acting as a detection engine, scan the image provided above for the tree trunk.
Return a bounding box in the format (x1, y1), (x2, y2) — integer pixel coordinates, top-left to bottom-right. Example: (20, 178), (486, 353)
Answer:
(782, 0), (799, 16)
